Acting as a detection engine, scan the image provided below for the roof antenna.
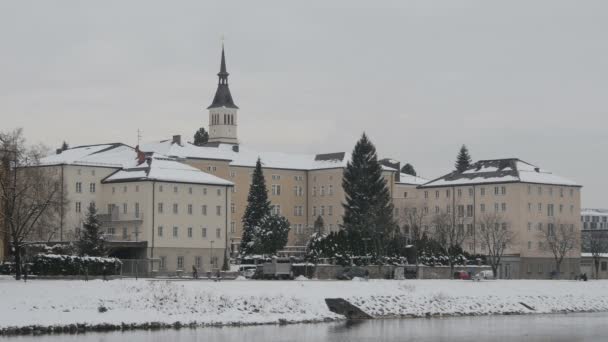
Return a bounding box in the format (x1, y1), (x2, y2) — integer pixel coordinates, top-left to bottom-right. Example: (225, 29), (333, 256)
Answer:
(137, 129), (142, 146)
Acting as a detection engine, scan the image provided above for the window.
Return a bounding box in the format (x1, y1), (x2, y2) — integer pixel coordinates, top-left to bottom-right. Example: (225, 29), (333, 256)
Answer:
(202, 227), (207, 238)
(123, 203), (127, 214)
(538, 203), (542, 212)
(602, 262), (607, 272)
(195, 256), (202, 268)
(173, 226), (178, 237)
(467, 205), (473, 217)
(458, 205), (465, 217)
(76, 182), (82, 193)
(203, 188), (207, 195)
(272, 184), (281, 196)
(547, 204), (554, 217)
(494, 187), (499, 195)
(107, 227), (115, 235)
(403, 192), (408, 198)
(527, 222), (532, 231)
(160, 257), (166, 270)
(329, 206), (333, 216)
(217, 189), (221, 196)
(313, 206), (317, 217)
(216, 205), (221, 216)
(112, 187), (116, 194)
(135, 202), (140, 218)
(480, 204), (485, 213)
(158, 203), (164, 213)
(528, 203), (532, 212)
(177, 256), (184, 270)
(501, 203), (507, 212)
(216, 228), (221, 238)
(501, 186), (506, 195)
(230, 171), (236, 178)
(321, 186), (325, 196)
(173, 203), (178, 214)
(272, 174), (281, 180)
(480, 187), (486, 196)
(75, 202), (82, 213)
(188, 227), (193, 238)
(494, 203), (499, 212)
(435, 191), (439, 199)
(188, 187), (193, 194)
(424, 191), (428, 199)
(435, 206), (440, 214)
(321, 206), (325, 216)
(122, 227), (128, 239)
(231, 202), (235, 214)
(159, 185), (163, 192)
(272, 205), (281, 215)
(468, 188), (474, 197)
(457, 189), (462, 197)
(559, 204), (563, 213)
(89, 183), (96, 193)
(230, 222), (236, 233)
(188, 204), (193, 215)
(202, 205), (207, 215)
(174, 186), (178, 193)
(329, 185), (334, 195)
(313, 186), (317, 197)
(538, 222), (542, 231)
(158, 226), (163, 237)
(569, 188), (574, 197)
(446, 190), (450, 198)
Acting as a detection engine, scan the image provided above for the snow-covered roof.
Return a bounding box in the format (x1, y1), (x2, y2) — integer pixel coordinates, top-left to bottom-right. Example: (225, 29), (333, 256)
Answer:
(139, 140), (351, 171)
(102, 155), (233, 186)
(420, 159), (580, 188)
(397, 173), (428, 186)
(581, 209), (608, 217)
(40, 143), (137, 168)
(581, 253), (608, 258)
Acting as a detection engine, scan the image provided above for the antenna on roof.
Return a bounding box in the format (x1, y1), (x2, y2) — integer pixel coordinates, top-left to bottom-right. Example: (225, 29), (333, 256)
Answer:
(137, 129), (142, 146)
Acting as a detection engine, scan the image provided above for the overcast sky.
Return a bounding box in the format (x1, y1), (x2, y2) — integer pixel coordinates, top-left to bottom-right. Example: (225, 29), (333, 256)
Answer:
(1, 1), (606, 207)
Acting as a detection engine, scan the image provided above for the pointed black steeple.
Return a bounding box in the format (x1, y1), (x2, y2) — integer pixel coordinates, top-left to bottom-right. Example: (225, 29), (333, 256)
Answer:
(207, 45), (239, 109)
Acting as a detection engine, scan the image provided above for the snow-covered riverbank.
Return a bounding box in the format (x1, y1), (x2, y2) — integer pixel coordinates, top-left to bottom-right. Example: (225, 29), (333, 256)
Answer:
(2, 277), (608, 335)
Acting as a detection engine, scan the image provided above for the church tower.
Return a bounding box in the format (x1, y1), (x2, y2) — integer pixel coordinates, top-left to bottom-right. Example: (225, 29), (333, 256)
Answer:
(207, 45), (239, 145)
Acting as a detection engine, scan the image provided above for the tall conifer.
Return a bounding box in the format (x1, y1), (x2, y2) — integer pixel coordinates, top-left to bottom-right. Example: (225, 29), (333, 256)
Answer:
(342, 133), (396, 256)
(455, 145), (472, 172)
(240, 158), (271, 255)
(77, 203), (106, 256)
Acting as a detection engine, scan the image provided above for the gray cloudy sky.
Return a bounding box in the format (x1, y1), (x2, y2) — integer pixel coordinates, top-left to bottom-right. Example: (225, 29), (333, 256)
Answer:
(1, 1), (606, 207)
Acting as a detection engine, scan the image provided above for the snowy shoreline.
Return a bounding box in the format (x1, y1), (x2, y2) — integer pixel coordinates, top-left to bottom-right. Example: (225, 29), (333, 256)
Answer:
(2, 278), (608, 336)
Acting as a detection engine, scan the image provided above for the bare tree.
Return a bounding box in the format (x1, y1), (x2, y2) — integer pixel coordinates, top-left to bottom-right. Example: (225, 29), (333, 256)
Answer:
(582, 231), (608, 280)
(0, 129), (67, 280)
(538, 220), (579, 279)
(476, 213), (515, 279)
(399, 205), (428, 271)
(431, 210), (467, 276)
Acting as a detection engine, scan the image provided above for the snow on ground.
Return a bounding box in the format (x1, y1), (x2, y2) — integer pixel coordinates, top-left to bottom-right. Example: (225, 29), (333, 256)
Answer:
(1, 279), (608, 329)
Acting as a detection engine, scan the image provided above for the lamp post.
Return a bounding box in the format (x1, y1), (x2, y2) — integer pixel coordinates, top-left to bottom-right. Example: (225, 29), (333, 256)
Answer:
(210, 240), (215, 270)
(362, 238), (371, 265)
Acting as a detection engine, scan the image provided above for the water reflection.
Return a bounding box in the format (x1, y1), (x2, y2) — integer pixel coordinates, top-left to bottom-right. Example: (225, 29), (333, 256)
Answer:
(6, 313), (608, 342)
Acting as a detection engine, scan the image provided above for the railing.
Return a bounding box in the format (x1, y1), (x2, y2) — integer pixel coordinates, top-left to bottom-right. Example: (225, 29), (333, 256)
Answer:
(99, 211), (144, 223)
(103, 233), (144, 242)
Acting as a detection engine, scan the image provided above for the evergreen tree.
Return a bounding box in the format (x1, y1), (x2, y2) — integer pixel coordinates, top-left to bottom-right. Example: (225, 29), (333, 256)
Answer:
(401, 163), (417, 176)
(77, 203), (106, 256)
(240, 158), (271, 255)
(313, 215), (325, 234)
(342, 133), (397, 257)
(193, 127), (209, 146)
(455, 145), (472, 172)
(60, 141), (69, 151)
(253, 215), (290, 255)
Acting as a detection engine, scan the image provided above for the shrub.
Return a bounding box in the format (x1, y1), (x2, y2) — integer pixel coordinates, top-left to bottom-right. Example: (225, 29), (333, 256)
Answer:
(30, 254), (122, 276)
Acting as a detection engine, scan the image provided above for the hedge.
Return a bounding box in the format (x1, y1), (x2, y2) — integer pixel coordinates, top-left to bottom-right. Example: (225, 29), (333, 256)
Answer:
(30, 254), (122, 276)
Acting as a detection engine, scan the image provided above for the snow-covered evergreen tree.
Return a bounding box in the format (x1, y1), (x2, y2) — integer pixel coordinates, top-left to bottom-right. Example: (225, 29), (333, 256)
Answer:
(77, 203), (106, 257)
(193, 127), (209, 146)
(253, 214), (290, 255)
(401, 163), (417, 176)
(455, 145), (472, 172)
(240, 158), (271, 255)
(60, 141), (69, 151)
(342, 133), (397, 256)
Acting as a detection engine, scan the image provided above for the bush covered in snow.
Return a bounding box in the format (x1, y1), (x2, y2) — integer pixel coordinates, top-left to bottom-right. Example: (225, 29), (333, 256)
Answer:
(30, 254), (121, 276)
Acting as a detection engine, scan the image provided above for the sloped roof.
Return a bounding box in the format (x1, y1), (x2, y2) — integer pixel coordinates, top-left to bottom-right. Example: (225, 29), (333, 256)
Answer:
(420, 158), (580, 188)
(102, 155), (233, 186)
(40, 143), (137, 168)
(397, 173), (428, 186)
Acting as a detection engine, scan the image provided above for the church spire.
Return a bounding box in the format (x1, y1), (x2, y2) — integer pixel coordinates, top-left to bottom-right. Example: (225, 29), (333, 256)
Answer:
(208, 44), (238, 109)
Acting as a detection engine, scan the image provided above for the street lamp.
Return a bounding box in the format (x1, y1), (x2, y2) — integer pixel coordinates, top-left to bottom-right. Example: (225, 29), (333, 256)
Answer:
(362, 238), (371, 265)
(210, 240), (215, 270)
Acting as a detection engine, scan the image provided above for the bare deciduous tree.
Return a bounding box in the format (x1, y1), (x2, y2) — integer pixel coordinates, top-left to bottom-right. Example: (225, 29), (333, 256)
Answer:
(0, 128), (67, 280)
(582, 231), (608, 280)
(431, 210), (467, 276)
(538, 220), (579, 279)
(476, 213), (515, 279)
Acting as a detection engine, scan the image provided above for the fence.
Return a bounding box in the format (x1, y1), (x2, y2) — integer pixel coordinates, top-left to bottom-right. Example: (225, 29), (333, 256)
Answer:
(119, 259), (160, 278)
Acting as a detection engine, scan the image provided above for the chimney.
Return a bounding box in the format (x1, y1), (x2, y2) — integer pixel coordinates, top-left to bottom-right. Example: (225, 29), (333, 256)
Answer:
(232, 145), (239, 152)
(172, 135), (182, 145)
(56, 149), (62, 155)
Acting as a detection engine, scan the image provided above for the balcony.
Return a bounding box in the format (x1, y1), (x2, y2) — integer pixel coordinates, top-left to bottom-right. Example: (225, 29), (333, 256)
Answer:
(99, 207), (144, 223)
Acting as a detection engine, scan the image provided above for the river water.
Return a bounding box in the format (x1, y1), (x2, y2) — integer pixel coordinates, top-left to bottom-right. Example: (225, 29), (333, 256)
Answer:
(6, 313), (608, 342)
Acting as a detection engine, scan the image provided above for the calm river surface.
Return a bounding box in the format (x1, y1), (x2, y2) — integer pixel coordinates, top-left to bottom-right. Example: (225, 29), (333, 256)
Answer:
(7, 313), (608, 342)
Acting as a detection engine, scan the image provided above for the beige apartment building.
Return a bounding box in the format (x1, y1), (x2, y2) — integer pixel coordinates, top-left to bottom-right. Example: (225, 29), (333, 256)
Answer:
(37, 144), (233, 273)
(395, 159), (582, 279)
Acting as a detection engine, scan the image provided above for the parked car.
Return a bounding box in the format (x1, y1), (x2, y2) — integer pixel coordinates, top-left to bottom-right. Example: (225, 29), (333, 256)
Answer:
(239, 265), (257, 279)
(454, 271), (471, 280)
(473, 270), (494, 281)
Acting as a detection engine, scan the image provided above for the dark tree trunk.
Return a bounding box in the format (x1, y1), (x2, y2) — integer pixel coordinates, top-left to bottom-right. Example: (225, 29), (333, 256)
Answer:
(14, 244), (22, 280)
